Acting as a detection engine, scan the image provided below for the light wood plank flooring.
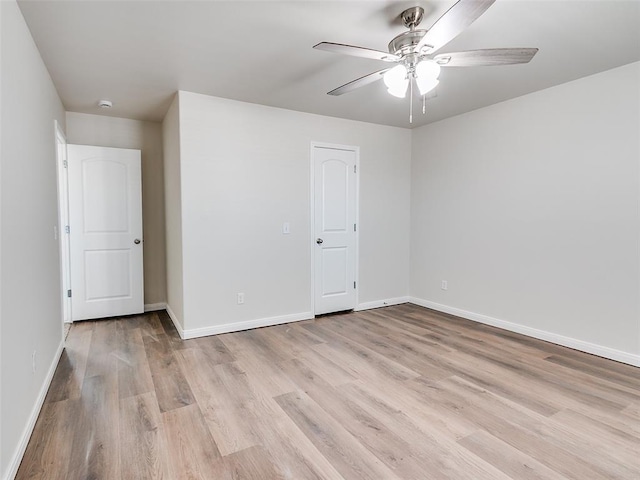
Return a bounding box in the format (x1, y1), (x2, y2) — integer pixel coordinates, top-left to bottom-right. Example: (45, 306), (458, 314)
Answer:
(16, 304), (640, 479)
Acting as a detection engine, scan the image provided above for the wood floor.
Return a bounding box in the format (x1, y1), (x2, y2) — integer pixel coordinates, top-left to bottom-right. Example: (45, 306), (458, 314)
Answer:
(17, 304), (640, 479)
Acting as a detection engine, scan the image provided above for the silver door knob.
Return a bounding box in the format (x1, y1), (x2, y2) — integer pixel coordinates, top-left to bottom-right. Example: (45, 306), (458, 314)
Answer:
(316, 238), (323, 244)
(134, 239), (141, 244)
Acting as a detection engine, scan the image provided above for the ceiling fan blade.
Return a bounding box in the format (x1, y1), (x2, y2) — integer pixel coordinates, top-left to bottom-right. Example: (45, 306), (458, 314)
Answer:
(327, 68), (390, 96)
(314, 42), (400, 62)
(434, 48), (538, 67)
(417, 0), (496, 54)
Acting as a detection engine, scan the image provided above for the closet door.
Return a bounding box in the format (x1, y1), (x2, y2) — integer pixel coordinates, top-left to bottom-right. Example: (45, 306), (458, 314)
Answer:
(68, 144), (143, 320)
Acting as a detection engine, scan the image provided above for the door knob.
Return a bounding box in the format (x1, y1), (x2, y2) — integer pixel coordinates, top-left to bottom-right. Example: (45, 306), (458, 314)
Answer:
(316, 238), (323, 244)
(134, 238), (141, 244)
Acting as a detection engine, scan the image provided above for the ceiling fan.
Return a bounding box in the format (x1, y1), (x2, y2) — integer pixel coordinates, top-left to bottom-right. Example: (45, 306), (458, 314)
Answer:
(313, 0), (538, 121)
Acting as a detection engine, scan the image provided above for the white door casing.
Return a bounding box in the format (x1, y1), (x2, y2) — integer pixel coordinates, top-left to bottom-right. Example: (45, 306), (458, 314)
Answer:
(67, 145), (144, 320)
(55, 121), (71, 324)
(312, 144), (357, 315)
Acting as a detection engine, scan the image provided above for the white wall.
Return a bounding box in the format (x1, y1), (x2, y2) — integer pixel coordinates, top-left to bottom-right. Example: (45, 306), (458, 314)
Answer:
(162, 95), (184, 327)
(172, 91), (411, 333)
(65, 112), (167, 306)
(410, 62), (640, 362)
(0, 1), (66, 478)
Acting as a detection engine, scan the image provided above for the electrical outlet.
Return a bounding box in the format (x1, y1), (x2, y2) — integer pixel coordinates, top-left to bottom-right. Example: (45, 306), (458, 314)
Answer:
(32, 350), (37, 373)
(237, 292), (245, 305)
(441, 280), (448, 290)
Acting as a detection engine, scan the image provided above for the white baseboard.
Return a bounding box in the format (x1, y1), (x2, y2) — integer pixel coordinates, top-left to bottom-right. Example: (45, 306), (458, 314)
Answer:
(4, 340), (65, 480)
(144, 302), (167, 312)
(355, 296), (410, 312)
(181, 311), (314, 339)
(165, 304), (185, 339)
(409, 297), (640, 367)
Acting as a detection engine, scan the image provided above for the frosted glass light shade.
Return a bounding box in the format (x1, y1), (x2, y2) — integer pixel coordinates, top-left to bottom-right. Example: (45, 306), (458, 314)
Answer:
(416, 60), (441, 79)
(383, 64), (409, 98)
(415, 60), (441, 95)
(416, 77), (439, 95)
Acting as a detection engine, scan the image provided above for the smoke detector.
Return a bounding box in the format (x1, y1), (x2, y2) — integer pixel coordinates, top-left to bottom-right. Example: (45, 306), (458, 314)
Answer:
(98, 99), (113, 109)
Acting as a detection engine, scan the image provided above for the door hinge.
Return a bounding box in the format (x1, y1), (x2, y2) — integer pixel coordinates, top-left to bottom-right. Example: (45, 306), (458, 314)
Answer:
(353, 223), (356, 232)
(67, 289), (72, 298)
(354, 165), (357, 173)
(63, 160), (68, 168)
(65, 225), (70, 234)
(354, 281), (356, 289)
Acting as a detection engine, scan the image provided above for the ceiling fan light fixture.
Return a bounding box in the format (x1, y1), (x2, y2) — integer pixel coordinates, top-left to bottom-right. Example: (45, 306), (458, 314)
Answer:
(384, 64), (409, 98)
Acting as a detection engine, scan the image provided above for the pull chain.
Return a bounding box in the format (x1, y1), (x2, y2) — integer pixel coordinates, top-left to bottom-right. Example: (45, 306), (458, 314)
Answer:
(422, 94), (426, 115)
(409, 80), (413, 124)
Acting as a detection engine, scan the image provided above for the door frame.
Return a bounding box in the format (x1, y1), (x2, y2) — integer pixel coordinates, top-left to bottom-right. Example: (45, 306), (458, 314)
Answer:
(54, 120), (72, 326)
(309, 142), (360, 316)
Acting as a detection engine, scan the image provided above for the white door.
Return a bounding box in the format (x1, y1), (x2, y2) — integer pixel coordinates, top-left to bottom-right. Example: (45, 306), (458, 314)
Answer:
(67, 145), (144, 320)
(313, 145), (357, 315)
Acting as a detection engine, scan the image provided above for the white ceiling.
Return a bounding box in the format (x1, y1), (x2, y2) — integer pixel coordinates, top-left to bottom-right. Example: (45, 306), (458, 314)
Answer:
(17, 0), (640, 129)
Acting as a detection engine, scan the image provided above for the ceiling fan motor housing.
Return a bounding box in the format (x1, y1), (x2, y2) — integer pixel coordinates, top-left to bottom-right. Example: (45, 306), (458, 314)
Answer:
(388, 30), (430, 58)
(390, 6), (432, 59)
